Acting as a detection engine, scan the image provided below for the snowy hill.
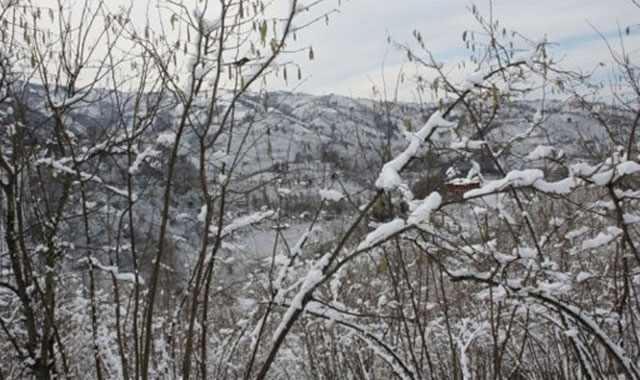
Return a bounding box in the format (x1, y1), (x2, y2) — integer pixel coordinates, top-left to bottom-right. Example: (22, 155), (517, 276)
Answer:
(3, 85), (627, 265)
(9, 85), (624, 213)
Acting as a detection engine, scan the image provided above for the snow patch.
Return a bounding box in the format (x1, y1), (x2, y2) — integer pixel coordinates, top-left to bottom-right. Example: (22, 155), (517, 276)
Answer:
(157, 132), (177, 147)
(358, 219), (406, 251)
(527, 145), (562, 161)
(576, 272), (593, 283)
(462, 69), (485, 90)
(128, 147), (160, 174)
(319, 189), (344, 201)
(408, 192), (441, 225)
(581, 226), (623, 250)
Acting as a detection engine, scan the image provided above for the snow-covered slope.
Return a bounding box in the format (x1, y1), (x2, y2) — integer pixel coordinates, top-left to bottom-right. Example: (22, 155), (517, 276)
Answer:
(5, 85), (628, 264)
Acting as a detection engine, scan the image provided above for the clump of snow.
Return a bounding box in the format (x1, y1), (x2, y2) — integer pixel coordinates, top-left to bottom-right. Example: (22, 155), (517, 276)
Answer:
(570, 162), (599, 177)
(241, 63), (263, 84)
(408, 192), (441, 225)
(446, 166), (461, 179)
(532, 108), (543, 124)
(415, 111), (455, 141)
(581, 226), (623, 250)
(464, 169), (544, 198)
(612, 160), (640, 178)
(193, 64), (211, 80)
(462, 69), (485, 90)
(549, 217), (565, 227)
(375, 111), (454, 190)
(576, 272), (593, 283)
(357, 218), (406, 251)
(128, 147), (160, 174)
(564, 329), (579, 338)
(197, 205), (208, 222)
(460, 167), (574, 196)
(513, 246), (537, 259)
(51, 92), (85, 108)
(305, 301), (355, 323)
(6, 123), (16, 136)
(211, 150), (231, 166)
(217, 173), (228, 185)
(512, 50), (536, 67)
(450, 136), (485, 150)
(615, 189), (640, 199)
(565, 226), (589, 240)
(202, 16), (220, 32)
(105, 185), (132, 199)
(527, 145), (563, 161)
(156, 132), (177, 147)
(623, 213), (640, 225)
(533, 177), (576, 194)
(87, 257), (144, 285)
(217, 210), (275, 237)
(272, 229), (314, 297)
(319, 189), (344, 201)
(460, 239), (497, 256)
(277, 188), (292, 197)
(36, 156), (75, 175)
(376, 167), (404, 190)
(237, 298), (256, 312)
(572, 160), (640, 186)
(537, 280), (571, 296)
(272, 252), (331, 341)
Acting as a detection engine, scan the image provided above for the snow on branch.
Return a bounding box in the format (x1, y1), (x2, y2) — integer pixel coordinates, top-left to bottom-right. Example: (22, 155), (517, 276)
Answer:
(210, 210), (276, 238)
(271, 252), (331, 342)
(463, 169), (545, 198)
(511, 38), (544, 67)
(375, 111), (454, 191)
(446, 271), (640, 379)
(456, 319), (489, 380)
(50, 91), (86, 109)
(272, 229), (314, 301)
(297, 300), (416, 380)
(527, 290), (640, 379)
(462, 69), (486, 90)
(36, 157), (83, 177)
(463, 168), (582, 198)
(318, 189), (344, 201)
(580, 226), (623, 251)
(156, 132), (177, 147)
(526, 145), (564, 161)
(85, 256), (145, 285)
(464, 154), (640, 199)
(450, 136), (486, 150)
(356, 219), (407, 251)
(128, 147), (160, 174)
(36, 156), (136, 199)
(587, 160), (640, 186)
(105, 185), (134, 199)
(407, 192), (442, 225)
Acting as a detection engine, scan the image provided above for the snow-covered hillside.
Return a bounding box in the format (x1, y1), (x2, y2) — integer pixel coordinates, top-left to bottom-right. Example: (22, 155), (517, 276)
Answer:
(7, 86), (627, 261)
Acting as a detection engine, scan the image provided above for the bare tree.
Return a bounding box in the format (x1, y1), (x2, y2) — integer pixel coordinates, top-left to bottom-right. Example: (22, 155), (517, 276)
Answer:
(1, 0), (639, 379)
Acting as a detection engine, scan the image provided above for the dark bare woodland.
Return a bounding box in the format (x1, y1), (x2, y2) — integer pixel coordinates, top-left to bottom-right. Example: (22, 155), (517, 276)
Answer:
(1, 0), (640, 379)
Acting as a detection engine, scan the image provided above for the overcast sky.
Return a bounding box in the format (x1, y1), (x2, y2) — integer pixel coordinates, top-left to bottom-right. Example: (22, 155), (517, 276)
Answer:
(38, 0), (640, 100)
(281, 0), (640, 99)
